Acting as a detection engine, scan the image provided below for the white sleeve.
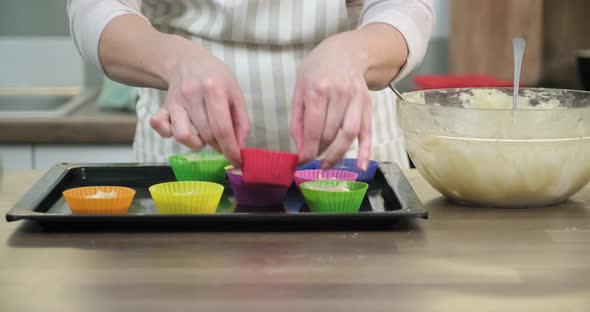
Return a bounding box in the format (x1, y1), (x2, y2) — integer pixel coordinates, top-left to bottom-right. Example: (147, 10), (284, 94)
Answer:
(67, 0), (146, 73)
(360, 0), (434, 84)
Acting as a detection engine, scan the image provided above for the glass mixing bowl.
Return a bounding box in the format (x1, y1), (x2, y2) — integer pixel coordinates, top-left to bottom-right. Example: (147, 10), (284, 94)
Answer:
(397, 88), (590, 207)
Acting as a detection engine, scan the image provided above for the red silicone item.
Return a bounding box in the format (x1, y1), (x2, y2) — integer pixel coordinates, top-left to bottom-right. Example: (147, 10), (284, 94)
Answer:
(240, 148), (299, 187)
(413, 74), (519, 90)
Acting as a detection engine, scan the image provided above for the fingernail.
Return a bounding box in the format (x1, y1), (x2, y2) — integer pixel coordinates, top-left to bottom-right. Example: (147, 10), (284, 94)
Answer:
(321, 161), (330, 170)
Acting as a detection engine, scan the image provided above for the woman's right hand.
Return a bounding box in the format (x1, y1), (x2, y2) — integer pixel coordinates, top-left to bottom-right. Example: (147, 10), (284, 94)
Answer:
(149, 42), (250, 166)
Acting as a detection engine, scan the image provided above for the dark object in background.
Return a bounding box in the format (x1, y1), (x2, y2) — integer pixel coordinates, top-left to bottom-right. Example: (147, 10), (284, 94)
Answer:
(578, 50), (590, 91)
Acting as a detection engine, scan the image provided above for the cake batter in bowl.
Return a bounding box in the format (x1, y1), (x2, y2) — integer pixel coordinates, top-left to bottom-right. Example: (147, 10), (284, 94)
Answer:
(398, 88), (590, 207)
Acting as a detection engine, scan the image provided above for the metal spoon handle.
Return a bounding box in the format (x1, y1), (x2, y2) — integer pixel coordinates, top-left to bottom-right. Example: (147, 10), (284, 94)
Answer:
(512, 37), (526, 110)
(388, 84), (408, 102)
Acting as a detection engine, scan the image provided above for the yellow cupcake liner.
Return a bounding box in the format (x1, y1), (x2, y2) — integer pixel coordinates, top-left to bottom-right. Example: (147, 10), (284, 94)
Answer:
(224, 165), (234, 171)
(149, 181), (224, 214)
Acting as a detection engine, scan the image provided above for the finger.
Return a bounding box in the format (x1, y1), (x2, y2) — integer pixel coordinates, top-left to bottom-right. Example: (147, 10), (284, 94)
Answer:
(179, 82), (221, 152)
(168, 105), (205, 151)
(228, 82), (251, 149)
(299, 84), (329, 163)
(203, 84), (241, 166)
(321, 90), (363, 169)
(319, 86), (350, 154)
(357, 91), (372, 171)
(290, 85), (305, 153)
(149, 107), (173, 138)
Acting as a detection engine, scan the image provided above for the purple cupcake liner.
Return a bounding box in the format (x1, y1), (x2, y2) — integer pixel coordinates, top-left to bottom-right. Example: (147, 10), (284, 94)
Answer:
(294, 169), (358, 188)
(227, 169), (289, 207)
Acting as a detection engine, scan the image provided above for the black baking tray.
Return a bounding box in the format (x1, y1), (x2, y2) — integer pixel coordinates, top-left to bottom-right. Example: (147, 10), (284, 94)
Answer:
(5, 162), (427, 229)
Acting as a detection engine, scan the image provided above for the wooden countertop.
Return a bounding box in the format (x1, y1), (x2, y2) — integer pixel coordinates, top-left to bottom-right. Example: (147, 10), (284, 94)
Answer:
(1, 169), (589, 311)
(0, 99), (136, 144)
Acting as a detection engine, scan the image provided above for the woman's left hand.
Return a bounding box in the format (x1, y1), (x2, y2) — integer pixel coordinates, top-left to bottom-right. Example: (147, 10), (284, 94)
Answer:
(291, 31), (372, 171)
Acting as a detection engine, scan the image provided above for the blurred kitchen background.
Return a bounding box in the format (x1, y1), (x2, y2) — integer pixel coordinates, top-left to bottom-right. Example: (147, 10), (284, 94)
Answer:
(0, 0), (588, 170)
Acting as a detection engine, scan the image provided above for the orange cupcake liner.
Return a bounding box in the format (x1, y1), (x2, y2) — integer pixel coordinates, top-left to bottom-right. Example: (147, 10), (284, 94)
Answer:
(63, 186), (136, 215)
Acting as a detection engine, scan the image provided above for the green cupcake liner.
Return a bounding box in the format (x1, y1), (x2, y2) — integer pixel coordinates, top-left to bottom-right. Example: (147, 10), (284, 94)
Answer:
(168, 152), (230, 183)
(300, 180), (369, 213)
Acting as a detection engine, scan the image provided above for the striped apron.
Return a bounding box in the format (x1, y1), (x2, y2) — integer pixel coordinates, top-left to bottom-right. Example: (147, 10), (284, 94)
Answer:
(135, 0), (409, 168)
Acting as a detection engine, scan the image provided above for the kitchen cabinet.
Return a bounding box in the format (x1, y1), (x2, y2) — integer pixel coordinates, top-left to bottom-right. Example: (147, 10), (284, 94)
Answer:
(541, 0), (590, 88)
(1, 144), (135, 170)
(450, 0), (543, 85)
(0, 145), (33, 170)
(32, 144), (134, 170)
(450, 0), (590, 89)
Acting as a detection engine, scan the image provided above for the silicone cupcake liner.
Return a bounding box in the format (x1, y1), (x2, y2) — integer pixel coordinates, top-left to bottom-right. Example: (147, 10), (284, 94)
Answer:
(149, 181), (224, 214)
(217, 192), (238, 213)
(307, 160), (322, 169)
(331, 159), (379, 182)
(292, 161), (321, 188)
(168, 152), (230, 183)
(240, 148), (299, 187)
(300, 180), (369, 213)
(63, 186), (136, 214)
(294, 169), (358, 188)
(227, 168), (289, 207)
(297, 161), (320, 171)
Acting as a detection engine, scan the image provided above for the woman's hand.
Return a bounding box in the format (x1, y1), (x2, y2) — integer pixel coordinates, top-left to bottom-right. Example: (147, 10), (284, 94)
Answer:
(149, 41), (250, 166)
(97, 16), (249, 166)
(291, 24), (408, 170)
(291, 31), (373, 170)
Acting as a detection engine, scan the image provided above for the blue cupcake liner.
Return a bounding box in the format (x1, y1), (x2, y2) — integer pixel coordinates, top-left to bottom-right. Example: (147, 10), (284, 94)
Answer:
(297, 159), (378, 182)
(330, 158), (379, 182)
(297, 161), (320, 171)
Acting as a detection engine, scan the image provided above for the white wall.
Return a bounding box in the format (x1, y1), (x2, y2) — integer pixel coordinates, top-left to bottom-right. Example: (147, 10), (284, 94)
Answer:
(0, 37), (84, 87)
(0, 145), (33, 170)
